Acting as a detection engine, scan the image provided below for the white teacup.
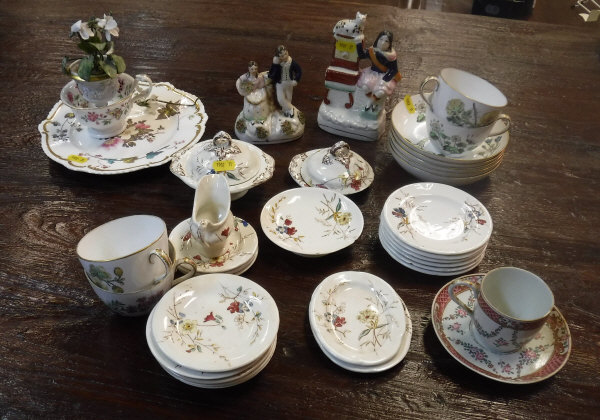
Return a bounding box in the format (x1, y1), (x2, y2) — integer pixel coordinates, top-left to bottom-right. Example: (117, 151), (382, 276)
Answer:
(426, 105), (510, 156)
(61, 73), (152, 139)
(448, 267), (554, 353)
(78, 215), (177, 294)
(419, 68), (509, 128)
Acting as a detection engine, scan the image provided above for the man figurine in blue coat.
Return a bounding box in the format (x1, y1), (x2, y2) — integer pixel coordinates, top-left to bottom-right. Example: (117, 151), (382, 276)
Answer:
(268, 45), (302, 118)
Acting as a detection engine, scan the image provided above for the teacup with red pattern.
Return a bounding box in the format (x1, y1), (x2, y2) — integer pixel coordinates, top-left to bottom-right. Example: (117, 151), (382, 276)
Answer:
(448, 267), (554, 353)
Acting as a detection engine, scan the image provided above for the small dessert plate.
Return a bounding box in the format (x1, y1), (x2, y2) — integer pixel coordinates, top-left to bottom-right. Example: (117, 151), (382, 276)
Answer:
(260, 187), (364, 257)
(39, 82), (208, 174)
(390, 95), (509, 163)
(431, 274), (572, 384)
(382, 183), (493, 255)
(310, 301), (412, 373)
(309, 271), (406, 366)
(170, 132), (275, 200)
(289, 142), (374, 195)
(169, 217), (258, 275)
(151, 273), (279, 373)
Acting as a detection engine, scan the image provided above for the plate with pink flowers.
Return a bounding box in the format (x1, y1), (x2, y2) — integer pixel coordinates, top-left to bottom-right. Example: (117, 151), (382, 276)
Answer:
(39, 82), (207, 174)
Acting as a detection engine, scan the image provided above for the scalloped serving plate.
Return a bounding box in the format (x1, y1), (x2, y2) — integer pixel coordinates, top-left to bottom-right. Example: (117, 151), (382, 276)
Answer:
(39, 82), (207, 174)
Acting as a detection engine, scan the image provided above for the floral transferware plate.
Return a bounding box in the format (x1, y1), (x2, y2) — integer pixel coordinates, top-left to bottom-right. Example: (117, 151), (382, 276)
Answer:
(309, 271), (406, 366)
(390, 95), (509, 164)
(310, 290), (412, 373)
(260, 187), (364, 257)
(378, 224), (485, 269)
(39, 82), (207, 174)
(431, 274), (571, 384)
(170, 134), (275, 200)
(288, 143), (374, 195)
(382, 183), (493, 255)
(151, 273), (279, 373)
(146, 305), (275, 384)
(169, 217), (258, 275)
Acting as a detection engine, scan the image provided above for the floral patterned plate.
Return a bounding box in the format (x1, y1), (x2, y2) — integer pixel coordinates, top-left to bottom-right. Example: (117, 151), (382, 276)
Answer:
(260, 187), (364, 257)
(288, 146), (374, 195)
(146, 305), (275, 383)
(310, 297), (412, 373)
(432, 274), (571, 384)
(382, 183), (492, 255)
(309, 271), (407, 366)
(390, 95), (509, 164)
(169, 217), (258, 275)
(170, 137), (275, 200)
(39, 82), (208, 174)
(150, 273), (279, 373)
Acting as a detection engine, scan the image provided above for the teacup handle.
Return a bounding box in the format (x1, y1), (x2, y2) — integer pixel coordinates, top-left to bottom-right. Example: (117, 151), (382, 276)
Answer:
(172, 258), (198, 286)
(419, 76), (439, 112)
(149, 248), (172, 285)
(487, 114), (511, 136)
(132, 74), (153, 102)
(447, 280), (480, 318)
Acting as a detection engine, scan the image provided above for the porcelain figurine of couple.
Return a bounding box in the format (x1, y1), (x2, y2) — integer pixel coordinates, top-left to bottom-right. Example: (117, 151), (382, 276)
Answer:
(234, 45), (305, 144)
(318, 12), (401, 141)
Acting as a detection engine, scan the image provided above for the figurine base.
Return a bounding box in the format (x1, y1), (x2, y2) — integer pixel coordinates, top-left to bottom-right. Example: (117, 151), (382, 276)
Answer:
(317, 98), (385, 142)
(235, 107), (304, 144)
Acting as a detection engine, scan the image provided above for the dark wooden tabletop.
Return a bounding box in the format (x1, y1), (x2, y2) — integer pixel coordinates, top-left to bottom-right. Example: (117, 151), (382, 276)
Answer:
(1, 1), (599, 418)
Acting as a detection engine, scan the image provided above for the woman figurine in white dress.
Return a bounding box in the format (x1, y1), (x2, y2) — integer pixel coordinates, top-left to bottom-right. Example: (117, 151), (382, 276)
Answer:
(236, 61), (274, 122)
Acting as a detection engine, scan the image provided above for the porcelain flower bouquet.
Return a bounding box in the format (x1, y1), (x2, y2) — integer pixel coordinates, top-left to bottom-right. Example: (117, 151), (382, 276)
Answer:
(62, 13), (126, 81)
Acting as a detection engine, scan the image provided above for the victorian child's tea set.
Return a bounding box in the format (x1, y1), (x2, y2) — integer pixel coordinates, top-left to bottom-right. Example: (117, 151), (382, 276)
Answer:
(38, 13), (570, 388)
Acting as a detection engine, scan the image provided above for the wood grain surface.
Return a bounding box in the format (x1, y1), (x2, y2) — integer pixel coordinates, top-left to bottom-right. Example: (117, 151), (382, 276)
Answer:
(1, 1), (599, 418)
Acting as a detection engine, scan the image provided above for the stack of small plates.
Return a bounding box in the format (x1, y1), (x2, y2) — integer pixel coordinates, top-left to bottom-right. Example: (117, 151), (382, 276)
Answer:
(146, 274), (279, 388)
(388, 95), (509, 186)
(309, 271), (412, 373)
(379, 183), (493, 276)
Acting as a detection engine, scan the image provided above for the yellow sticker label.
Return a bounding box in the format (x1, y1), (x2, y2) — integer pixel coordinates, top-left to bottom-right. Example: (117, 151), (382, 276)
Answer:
(68, 155), (88, 164)
(212, 160), (236, 172)
(404, 95), (416, 114)
(335, 39), (356, 53)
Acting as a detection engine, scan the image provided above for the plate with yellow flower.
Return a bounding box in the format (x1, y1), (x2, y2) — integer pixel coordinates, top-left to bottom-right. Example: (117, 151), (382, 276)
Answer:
(260, 187), (364, 257)
(309, 271), (410, 369)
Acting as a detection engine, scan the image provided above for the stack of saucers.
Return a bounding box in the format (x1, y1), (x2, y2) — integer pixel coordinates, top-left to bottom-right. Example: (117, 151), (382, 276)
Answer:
(388, 95), (509, 186)
(309, 271), (412, 373)
(379, 183), (493, 276)
(146, 274), (279, 388)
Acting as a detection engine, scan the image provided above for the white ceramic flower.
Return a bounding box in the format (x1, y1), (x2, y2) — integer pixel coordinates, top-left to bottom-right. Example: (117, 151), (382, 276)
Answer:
(97, 14), (119, 41)
(70, 20), (94, 40)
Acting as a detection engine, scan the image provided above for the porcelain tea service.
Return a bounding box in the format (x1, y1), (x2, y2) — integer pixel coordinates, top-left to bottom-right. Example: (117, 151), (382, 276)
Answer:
(448, 267), (555, 353)
(77, 215), (197, 316)
(61, 73), (153, 139)
(419, 68), (511, 157)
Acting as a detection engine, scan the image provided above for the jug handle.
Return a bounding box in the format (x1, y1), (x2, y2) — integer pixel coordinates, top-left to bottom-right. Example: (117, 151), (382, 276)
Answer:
(133, 74), (153, 103)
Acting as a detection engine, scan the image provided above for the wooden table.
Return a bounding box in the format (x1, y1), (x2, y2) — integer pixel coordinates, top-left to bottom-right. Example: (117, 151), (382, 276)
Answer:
(1, 1), (599, 418)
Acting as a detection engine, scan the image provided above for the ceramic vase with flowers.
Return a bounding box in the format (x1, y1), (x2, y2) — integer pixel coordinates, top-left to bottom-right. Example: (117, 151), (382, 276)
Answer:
(62, 13), (126, 106)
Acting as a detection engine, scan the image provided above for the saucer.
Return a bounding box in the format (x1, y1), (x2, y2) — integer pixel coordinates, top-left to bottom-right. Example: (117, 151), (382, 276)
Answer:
(381, 183), (493, 255)
(309, 271), (406, 366)
(260, 187), (364, 257)
(391, 95), (509, 164)
(431, 274), (572, 384)
(169, 217), (258, 275)
(39, 82), (208, 174)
